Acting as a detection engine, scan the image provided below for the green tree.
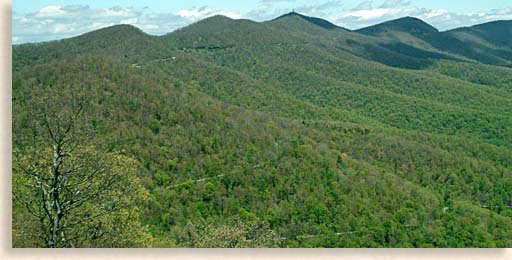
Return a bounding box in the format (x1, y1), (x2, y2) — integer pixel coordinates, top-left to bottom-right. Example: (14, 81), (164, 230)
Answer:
(190, 217), (280, 248)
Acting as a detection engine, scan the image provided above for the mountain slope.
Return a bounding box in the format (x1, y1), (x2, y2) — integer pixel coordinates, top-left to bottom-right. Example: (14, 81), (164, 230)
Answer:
(273, 11), (348, 31)
(162, 18), (512, 147)
(13, 54), (512, 248)
(357, 16), (439, 37)
(449, 20), (512, 48)
(356, 16), (512, 68)
(12, 24), (172, 71)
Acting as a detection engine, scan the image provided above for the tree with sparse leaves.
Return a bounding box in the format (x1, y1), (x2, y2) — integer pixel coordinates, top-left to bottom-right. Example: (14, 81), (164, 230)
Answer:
(12, 85), (152, 247)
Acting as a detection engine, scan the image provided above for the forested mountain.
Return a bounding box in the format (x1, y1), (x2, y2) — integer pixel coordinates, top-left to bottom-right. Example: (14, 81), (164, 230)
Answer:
(12, 12), (512, 248)
(273, 11), (347, 31)
(356, 16), (439, 36)
(357, 17), (512, 67)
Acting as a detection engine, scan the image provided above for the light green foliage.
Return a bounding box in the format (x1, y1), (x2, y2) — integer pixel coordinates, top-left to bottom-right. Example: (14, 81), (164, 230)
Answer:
(189, 217), (279, 248)
(13, 147), (152, 247)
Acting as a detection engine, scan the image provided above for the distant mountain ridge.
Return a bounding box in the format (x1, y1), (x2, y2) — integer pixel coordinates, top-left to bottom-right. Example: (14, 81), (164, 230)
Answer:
(356, 16), (439, 36)
(13, 12), (512, 69)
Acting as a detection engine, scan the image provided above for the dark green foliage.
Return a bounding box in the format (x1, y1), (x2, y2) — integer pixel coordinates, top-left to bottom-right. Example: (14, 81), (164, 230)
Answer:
(356, 17), (512, 67)
(356, 16), (439, 37)
(274, 12), (346, 31)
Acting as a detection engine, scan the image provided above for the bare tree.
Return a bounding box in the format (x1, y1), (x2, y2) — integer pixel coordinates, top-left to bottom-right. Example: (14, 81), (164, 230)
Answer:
(13, 86), (148, 247)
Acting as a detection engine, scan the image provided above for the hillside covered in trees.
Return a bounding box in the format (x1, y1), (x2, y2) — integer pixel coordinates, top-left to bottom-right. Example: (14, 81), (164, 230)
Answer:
(12, 12), (512, 248)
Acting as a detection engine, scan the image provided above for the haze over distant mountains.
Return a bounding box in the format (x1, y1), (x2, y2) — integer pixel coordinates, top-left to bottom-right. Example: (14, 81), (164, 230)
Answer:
(12, 11), (512, 247)
(14, 12), (512, 68)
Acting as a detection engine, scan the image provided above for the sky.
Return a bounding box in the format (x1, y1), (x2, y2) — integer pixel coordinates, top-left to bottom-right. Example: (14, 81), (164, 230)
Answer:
(12, 0), (512, 44)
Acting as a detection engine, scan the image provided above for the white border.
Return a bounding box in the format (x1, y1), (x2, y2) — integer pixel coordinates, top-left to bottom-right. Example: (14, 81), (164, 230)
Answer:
(1, 0), (511, 258)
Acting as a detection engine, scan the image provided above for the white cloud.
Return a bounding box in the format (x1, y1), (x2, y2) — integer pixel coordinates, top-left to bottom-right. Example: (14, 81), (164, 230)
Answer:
(34, 5), (65, 18)
(13, 5), (242, 44)
(379, 0), (411, 8)
(52, 24), (74, 33)
(295, 1), (343, 17)
(178, 7), (241, 20)
(343, 8), (403, 21)
(352, 1), (373, 11)
(423, 9), (449, 19)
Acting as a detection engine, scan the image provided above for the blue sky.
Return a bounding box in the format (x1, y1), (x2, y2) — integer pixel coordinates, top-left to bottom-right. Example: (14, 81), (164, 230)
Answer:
(13, 0), (512, 43)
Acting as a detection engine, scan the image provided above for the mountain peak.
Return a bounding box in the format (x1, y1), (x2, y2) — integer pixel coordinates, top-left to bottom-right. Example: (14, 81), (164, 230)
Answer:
(273, 11), (345, 31)
(179, 14), (243, 30)
(98, 24), (144, 33)
(280, 11), (301, 17)
(80, 24), (149, 39)
(202, 14), (235, 22)
(274, 11), (309, 20)
(396, 16), (426, 22)
(356, 16), (438, 37)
